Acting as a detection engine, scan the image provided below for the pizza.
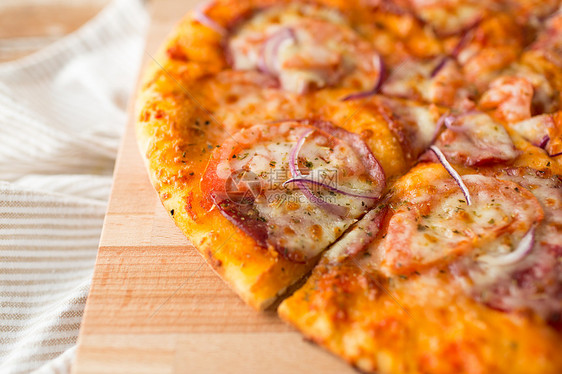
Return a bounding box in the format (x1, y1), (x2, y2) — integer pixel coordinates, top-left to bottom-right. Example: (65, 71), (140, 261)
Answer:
(135, 0), (562, 372)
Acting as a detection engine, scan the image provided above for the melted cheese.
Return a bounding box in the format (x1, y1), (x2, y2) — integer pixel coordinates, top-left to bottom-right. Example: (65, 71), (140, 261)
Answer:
(509, 114), (553, 146)
(378, 174), (542, 275)
(463, 169), (562, 318)
(479, 76), (534, 123)
(228, 4), (380, 93)
(220, 123), (381, 260)
(437, 112), (519, 165)
(413, 1), (482, 36)
(383, 58), (467, 108)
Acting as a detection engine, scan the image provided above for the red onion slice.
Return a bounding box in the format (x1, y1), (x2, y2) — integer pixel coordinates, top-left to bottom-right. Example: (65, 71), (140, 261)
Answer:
(341, 54), (386, 101)
(538, 135), (550, 149)
(289, 128), (314, 177)
(451, 22), (479, 58)
(443, 115), (473, 133)
(430, 56), (450, 78)
(308, 120), (386, 196)
(283, 177), (380, 200)
(431, 113), (456, 143)
(193, 2), (227, 36)
(443, 116), (459, 130)
(430, 20), (479, 77)
(534, 135), (562, 157)
(429, 145), (472, 206)
(258, 28), (297, 75)
(478, 227), (535, 266)
(288, 129), (348, 217)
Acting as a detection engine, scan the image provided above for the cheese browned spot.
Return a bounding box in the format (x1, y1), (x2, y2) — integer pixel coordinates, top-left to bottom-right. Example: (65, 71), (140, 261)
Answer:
(228, 4), (381, 94)
(377, 174), (543, 275)
(201, 121), (385, 262)
(435, 112), (519, 166)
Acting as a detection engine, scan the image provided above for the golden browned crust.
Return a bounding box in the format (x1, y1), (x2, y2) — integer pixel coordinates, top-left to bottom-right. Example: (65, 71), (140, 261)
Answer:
(279, 260), (562, 374)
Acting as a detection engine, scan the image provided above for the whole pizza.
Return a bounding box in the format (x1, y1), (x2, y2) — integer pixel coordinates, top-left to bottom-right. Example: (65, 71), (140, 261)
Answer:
(135, 0), (562, 372)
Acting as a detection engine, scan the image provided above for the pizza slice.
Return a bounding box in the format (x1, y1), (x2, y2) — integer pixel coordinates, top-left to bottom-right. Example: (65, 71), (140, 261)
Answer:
(279, 158), (562, 373)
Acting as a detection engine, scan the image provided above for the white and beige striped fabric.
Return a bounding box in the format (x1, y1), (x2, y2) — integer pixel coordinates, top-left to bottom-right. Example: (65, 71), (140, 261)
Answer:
(0, 0), (148, 373)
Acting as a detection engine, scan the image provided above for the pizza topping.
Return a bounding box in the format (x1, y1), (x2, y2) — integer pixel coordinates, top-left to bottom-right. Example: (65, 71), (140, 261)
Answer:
(429, 113), (456, 143)
(549, 149), (562, 158)
(409, 0), (482, 37)
(309, 120), (386, 190)
(325, 205), (388, 263)
(428, 145), (472, 206)
(511, 114), (554, 146)
(429, 56), (449, 78)
(378, 174), (543, 276)
(479, 76), (534, 124)
(382, 57), (470, 108)
(285, 128), (347, 217)
(258, 28), (298, 75)
(378, 97), (442, 161)
(201, 121), (385, 262)
(510, 113), (562, 157)
(457, 169), (562, 320)
(284, 177), (382, 200)
(456, 15), (523, 90)
(228, 4), (382, 94)
(529, 11), (562, 68)
(477, 226), (535, 266)
(434, 112), (519, 166)
(193, 1), (227, 36)
(501, 63), (560, 115)
(340, 55), (386, 101)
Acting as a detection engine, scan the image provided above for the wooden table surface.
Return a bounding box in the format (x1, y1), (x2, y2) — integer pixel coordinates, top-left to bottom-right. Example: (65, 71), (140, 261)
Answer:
(70, 1), (357, 373)
(0, 0), (109, 62)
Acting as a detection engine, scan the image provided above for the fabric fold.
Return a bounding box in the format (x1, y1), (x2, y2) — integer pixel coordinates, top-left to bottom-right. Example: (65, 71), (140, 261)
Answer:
(0, 0), (148, 373)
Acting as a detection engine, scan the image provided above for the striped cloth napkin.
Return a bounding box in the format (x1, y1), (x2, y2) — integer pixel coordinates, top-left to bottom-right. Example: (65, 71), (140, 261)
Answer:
(0, 1), (148, 373)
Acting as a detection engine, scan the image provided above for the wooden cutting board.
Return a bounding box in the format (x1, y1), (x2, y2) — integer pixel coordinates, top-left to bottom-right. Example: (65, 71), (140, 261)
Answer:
(72, 1), (356, 373)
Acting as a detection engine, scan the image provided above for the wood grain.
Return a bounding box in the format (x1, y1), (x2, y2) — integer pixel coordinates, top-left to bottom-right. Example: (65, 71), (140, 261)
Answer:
(0, 0), (109, 62)
(73, 1), (357, 373)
